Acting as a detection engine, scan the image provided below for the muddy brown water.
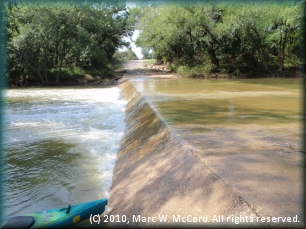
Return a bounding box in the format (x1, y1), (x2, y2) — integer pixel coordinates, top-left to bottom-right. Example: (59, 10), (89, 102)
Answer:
(135, 78), (303, 216)
(3, 87), (126, 220)
(100, 60), (304, 228)
(77, 60), (304, 228)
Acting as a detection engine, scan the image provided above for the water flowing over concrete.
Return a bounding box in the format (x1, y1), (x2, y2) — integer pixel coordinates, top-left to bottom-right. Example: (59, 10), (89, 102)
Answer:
(96, 60), (304, 228)
(107, 81), (258, 228)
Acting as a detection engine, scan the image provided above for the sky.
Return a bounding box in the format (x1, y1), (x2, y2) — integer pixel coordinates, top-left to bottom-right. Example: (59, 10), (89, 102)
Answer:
(120, 30), (143, 59)
(119, 1), (143, 59)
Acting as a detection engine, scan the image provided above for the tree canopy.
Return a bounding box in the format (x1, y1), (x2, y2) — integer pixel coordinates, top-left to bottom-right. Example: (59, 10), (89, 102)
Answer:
(134, 2), (303, 77)
(5, 1), (304, 83)
(114, 49), (138, 60)
(6, 2), (132, 85)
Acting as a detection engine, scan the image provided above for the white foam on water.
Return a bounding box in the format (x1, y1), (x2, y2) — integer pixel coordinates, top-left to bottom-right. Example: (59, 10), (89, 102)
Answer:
(5, 87), (127, 206)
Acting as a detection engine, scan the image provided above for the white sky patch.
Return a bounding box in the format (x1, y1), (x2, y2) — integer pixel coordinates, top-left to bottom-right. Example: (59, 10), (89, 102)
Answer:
(118, 1), (143, 59)
(120, 30), (143, 59)
(126, 1), (136, 8)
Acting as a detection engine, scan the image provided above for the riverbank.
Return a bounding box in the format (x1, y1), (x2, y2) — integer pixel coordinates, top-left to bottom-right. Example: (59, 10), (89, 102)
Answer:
(8, 61), (127, 87)
(8, 59), (302, 88)
(93, 60), (303, 228)
(8, 71), (125, 87)
(145, 61), (302, 79)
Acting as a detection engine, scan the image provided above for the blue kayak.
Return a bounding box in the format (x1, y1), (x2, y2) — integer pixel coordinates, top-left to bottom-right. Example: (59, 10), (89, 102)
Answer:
(1, 198), (108, 228)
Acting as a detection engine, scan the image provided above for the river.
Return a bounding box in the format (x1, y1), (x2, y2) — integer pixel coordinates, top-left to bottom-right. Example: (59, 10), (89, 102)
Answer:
(3, 86), (126, 217)
(105, 60), (304, 227)
(131, 76), (303, 216)
(2, 62), (304, 227)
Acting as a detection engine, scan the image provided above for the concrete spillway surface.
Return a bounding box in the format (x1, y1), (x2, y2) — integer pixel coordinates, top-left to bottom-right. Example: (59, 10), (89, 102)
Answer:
(100, 60), (303, 228)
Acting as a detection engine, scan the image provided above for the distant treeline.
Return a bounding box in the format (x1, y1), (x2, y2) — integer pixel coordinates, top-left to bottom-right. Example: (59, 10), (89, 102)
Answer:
(114, 49), (138, 61)
(5, 1), (305, 84)
(6, 2), (132, 85)
(133, 2), (304, 77)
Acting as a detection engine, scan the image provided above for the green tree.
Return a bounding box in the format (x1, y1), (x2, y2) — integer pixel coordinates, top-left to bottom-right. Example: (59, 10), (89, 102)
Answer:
(114, 49), (138, 60)
(141, 47), (153, 59)
(134, 3), (302, 77)
(267, 5), (302, 71)
(6, 3), (133, 85)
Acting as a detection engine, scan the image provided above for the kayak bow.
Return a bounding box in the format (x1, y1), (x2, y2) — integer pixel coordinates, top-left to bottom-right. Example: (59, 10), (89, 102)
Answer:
(1, 198), (108, 228)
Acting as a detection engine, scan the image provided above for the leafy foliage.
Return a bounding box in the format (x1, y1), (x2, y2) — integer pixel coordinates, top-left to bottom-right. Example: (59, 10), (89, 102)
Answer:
(114, 49), (138, 60)
(6, 2), (132, 85)
(134, 2), (303, 77)
(141, 47), (153, 59)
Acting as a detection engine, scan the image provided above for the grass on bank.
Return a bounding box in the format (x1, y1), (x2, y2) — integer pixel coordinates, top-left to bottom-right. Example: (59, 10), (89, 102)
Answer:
(143, 59), (156, 65)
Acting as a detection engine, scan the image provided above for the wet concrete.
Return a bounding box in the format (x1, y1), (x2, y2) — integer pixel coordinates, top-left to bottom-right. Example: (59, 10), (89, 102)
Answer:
(84, 60), (304, 228)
